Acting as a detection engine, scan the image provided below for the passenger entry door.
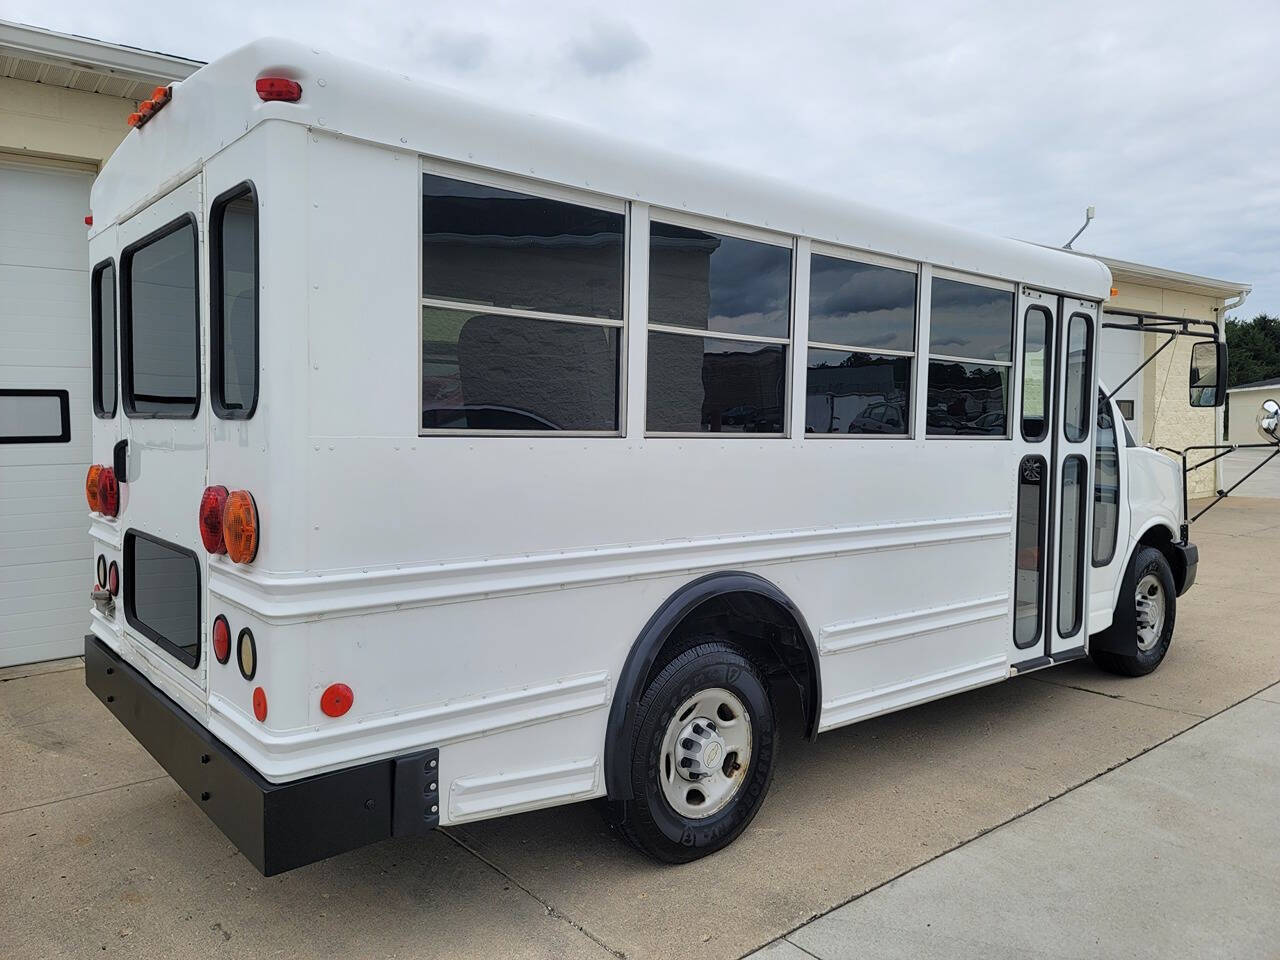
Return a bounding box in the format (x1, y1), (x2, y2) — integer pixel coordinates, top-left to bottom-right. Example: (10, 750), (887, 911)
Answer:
(1010, 289), (1096, 665)
(116, 174), (210, 698)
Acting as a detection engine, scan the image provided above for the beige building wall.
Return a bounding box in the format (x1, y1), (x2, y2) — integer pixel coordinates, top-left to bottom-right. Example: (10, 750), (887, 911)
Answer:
(0, 75), (132, 167)
(1107, 280), (1222, 498)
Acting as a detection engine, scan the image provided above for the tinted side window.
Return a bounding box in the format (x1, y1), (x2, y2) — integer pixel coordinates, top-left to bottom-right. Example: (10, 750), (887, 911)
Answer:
(1020, 306), (1051, 441)
(123, 218), (199, 418)
(805, 253), (916, 436)
(1014, 456), (1047, 648)
(92, 260), (117, 418)
(1093, 391), (1120, 566)
(422, 173), (624, 321)
(647, 222), (791, 435)
(211, 185), (258, 418)
(1063, 313), (1093, 442)
(420, 174), (624, 433)
(926, 277), (1013, 437)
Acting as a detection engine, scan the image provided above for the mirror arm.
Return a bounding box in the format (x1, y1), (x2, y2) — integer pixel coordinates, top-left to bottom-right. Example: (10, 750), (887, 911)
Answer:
(1105, 332), (1176, 403)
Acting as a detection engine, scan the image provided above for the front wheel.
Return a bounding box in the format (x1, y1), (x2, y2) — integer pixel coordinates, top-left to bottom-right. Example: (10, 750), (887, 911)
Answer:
(1090, 545), (1177, 677)
(606, 640), (777, 863)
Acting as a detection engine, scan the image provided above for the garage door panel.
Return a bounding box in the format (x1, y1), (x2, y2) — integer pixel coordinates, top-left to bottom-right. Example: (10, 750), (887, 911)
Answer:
(0, 160), (93, 667)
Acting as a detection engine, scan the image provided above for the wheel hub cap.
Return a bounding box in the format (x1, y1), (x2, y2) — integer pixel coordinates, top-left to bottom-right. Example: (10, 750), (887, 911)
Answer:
(1135, 573), (1166, 652)
(659, 687), (753, 820)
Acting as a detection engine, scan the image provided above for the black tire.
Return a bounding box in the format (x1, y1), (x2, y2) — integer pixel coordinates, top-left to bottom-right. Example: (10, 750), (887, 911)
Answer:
(605, 640), (778, 863)
(1090, 545), (1177, 677)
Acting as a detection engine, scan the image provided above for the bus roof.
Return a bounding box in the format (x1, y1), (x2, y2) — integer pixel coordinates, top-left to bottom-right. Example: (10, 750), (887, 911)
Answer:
(92, 37), (1111, 300)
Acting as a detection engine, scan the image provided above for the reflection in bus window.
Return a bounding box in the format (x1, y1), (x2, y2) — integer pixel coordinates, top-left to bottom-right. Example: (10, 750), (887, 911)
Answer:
(419, 173), (624, 432)
(1093, 391), (1120, 566)
(1063, 313), (1093, 442)
(1014, 455), (1046, 648)
(926, 277), (1013, 436)
(1021, 306), (1051, 441)
(805, 253), (916, 435)
(1058, 455), (1087, 637)
(647, 223), (791, 434)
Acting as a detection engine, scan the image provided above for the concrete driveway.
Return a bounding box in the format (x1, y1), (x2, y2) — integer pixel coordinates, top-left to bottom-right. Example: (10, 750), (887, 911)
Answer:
(2, 498), (1278, 960)
(1221, 450), (1280, 497)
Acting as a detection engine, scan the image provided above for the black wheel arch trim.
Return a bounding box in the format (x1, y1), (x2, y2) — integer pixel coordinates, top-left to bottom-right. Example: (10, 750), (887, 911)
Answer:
(604, 570), (820, 800)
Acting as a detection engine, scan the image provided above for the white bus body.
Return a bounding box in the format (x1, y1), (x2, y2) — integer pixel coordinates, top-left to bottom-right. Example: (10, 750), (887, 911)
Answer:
(82, 39), (1199, 874)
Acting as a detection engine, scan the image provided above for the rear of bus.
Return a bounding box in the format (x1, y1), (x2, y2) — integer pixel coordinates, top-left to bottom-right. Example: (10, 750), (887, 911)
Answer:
(82, 52), (437, 875)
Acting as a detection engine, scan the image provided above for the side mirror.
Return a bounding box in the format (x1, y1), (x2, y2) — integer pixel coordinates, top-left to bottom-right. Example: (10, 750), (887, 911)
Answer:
(1189, 340), (1228, 408)
(1259, 398), (1280, 443)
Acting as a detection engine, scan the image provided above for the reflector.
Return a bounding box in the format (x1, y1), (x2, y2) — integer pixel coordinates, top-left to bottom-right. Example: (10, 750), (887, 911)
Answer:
(252, 687), (268, 722)
(108, 561), (120, 597)
(320, 683), (354, 718)
(97, 467), (119, 518)
(212, 615), (231, 664)
(223, 490), (259, 563)
(199, 485), (229, 553)
(86, 465), (103, 512)
(237, 627), (257, 681)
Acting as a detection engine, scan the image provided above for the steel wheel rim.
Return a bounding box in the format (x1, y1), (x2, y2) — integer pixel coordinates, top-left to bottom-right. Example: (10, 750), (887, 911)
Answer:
(1134, 573), (1166, 652)
(659, 687), (752, 820)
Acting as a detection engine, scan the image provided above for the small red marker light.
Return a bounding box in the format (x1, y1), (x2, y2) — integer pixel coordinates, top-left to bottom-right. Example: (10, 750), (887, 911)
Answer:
(108, 561), (120, 597)
(252, 687), (268, 722)
(97, 467), (119, 518)
(320, 683), (354, 718)
(138, 99), (156, 116)
(198, 485), (229, 554)
(84, 215), (93, 226)
(151, 85), (170, 102)
(212, 615), (231, 664)
(127, 112), (142, 127)
(256, 76), (302, 103)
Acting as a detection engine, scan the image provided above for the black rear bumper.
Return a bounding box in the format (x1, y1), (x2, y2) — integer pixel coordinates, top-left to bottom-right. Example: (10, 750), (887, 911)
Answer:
(84, 635), (439, 875)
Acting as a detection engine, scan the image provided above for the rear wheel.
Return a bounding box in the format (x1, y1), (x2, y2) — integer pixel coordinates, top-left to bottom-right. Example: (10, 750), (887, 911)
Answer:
(606, 640), (777, 863)
(1090, 545), (1176, 677)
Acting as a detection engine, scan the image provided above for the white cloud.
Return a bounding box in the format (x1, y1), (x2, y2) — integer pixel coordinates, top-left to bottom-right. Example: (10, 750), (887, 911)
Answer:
(11, 0), (1278, 315)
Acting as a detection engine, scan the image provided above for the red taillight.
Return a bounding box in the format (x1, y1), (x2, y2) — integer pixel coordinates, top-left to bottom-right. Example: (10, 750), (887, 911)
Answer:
(84, 215), (93, 226)
(223, 490), (259, 564)
(97, 467), (119, 518)
(256, 76), (302, 102)
(252, 687), (268, 722)
(199, 485), (229, 553)
(212, 615), (231, 664)
(86, 465), (103, 512)
(320, 683), (354, 718)
(108, 561), (119, 597)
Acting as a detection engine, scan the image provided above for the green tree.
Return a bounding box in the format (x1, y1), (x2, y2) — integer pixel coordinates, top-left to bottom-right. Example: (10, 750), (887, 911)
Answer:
(1225, 314), (1280, 388)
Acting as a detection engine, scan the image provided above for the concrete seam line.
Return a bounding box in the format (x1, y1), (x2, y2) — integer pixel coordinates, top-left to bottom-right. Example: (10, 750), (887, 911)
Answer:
(0, 775), (170, 819)
(782, 936), (825, 960)
(735, 682), (1272, 960)
(439, 827), (627, 959)
(1028, 676), (1210, 719)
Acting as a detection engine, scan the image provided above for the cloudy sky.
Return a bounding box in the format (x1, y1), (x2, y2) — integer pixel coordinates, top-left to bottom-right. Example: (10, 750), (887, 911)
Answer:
(16, 0), (1279, 317)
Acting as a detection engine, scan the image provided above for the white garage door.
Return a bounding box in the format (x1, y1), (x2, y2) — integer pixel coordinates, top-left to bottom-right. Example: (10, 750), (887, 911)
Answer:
(0, 158), (94, 667)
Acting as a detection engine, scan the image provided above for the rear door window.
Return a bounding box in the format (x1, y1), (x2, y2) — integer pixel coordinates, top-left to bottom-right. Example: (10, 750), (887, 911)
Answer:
(211, 184), (259, 418)
(92, 260), (117, 418)
(124, 530), (201, 668)
(122, 216), (200, 418)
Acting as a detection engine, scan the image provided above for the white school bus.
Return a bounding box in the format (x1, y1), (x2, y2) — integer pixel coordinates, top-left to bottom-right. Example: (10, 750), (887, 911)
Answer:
(81, 39), (1229, 874)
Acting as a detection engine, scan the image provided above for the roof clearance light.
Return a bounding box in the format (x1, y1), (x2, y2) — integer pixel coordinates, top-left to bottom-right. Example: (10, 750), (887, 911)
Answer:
(256, 77), (302, 103)
(222, 490), (259, 564)
(97, 467), (119, 518)
(320, 683), (354, 718)
(126, 112), (143, 128)
(86, 465), (103, 513)
(199, 485), (229, 554)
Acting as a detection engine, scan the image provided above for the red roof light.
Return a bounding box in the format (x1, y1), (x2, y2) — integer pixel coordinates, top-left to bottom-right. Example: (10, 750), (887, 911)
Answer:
(256, 77), (302, 103)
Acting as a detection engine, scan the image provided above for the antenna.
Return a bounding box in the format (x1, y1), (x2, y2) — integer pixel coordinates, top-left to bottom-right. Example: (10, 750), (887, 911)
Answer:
(1063, 205), (1095, 250)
